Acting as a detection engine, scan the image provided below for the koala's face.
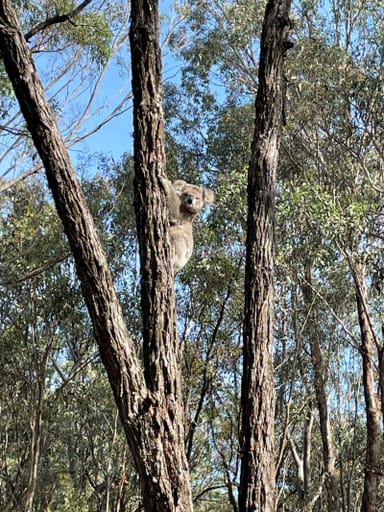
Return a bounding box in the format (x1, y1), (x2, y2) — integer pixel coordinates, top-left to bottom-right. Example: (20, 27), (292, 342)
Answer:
(174, 180), (214, 215)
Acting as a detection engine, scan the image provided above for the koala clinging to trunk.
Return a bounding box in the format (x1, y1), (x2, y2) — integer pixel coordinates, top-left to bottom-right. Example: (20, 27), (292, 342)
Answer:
(160, 177), (214, 272)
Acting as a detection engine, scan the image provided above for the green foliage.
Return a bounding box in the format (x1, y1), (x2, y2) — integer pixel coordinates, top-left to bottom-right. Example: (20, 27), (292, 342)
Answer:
(2, 0), (384, 509)
(0, 181), (67, 285)
(0, 172), (140, 511)
(165, 0), (384, 508)
(171, 0), (265, 95)
(0, 62), (13, 105)
(60, 9), (113, 65)
(19, 0), (115, 65)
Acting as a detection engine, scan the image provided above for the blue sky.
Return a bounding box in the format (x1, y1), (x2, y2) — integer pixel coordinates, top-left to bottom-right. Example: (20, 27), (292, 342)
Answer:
(65, 1), (184, 168)
(0, 1), (183, 182)
(75, 48), (183, 164)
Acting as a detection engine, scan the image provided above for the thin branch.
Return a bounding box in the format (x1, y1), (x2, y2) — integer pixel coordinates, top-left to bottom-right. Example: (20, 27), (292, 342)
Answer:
(0, 253), (71, 287)
(185, 256), (243, 460)
(193, 485), (228, 503)
(66, 95), (132, 146)
(24, 0), (94, 41)
(0, 163), (43, 192)
(0, 124), (28, 137)
(297, 267), (361, 348)
(65, 25), (131, 141)
(51, 352), (99, 388)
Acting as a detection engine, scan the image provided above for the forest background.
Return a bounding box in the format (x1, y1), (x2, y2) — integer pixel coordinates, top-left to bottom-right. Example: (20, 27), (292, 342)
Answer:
(1, 0), (384, 511)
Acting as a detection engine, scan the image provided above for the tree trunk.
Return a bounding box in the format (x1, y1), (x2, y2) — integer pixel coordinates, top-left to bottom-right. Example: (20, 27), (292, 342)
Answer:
(287, 409), (314, 500)
(301, 263), (339, 510)
(238, 1), (292, 511)
(129, 1), (192, 509)
(23, 340), (51, 512)
(0, 3), (192, 510)
(351, 261), (381, 512)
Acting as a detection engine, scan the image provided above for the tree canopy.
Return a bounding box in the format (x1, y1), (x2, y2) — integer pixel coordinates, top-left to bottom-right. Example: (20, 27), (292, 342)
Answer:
(1, 0), (384, 511)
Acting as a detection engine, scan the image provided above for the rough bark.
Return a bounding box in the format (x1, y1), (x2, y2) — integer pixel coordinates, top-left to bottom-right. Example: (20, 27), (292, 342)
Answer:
(129, 0), (192, 509)
(0, 3), (192, 511)
(301, 264), (339, 510)
(351, 261), (382, 512)
(238, 1), (292, 510)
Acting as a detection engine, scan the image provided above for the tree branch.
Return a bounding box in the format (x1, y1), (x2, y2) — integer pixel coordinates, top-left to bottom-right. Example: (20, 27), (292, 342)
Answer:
(0, 0), (146, 424)
(0, 253), (71, 287)
(24, 0), (94, 42)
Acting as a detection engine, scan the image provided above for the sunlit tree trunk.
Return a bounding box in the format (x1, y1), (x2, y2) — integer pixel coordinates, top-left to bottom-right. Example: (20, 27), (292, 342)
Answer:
(287, 408), (314, 501)
(301, 263), (339, 510)
(351, 261), (381, 512)
(0, 2), (192, 510)
(238, 0), (292, 510)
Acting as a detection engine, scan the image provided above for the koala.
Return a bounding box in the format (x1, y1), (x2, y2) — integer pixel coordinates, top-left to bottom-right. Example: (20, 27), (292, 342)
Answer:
(169, 222), (194, 272)
(159, 177), (214, 272)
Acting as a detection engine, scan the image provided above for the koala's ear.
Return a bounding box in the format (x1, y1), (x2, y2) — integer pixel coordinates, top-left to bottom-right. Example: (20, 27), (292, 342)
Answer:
(203, 188), (214, 206)
(173, 180), (186, 196)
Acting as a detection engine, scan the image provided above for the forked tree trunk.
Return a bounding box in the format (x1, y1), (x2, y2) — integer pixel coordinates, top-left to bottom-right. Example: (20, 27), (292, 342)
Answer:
(0, 3), (192, 510)
(287, 410), (314, 499)
(238, 1), (292, 511)
(351, 261), (381, 512)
